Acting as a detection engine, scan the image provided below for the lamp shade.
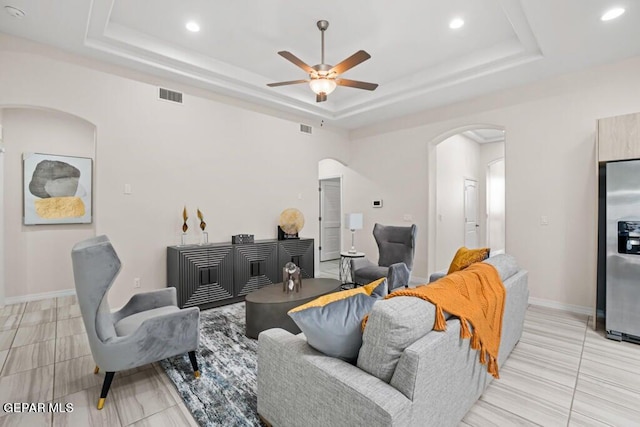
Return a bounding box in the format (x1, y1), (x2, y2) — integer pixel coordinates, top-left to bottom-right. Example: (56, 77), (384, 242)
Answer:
(344, 213), (363, 230)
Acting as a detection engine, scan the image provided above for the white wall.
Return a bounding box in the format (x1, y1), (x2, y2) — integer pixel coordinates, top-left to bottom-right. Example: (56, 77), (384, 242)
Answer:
(0, 35), (350, 307)
(348, 55), (640, 311)
(3, 108), (96, 298)
(0, 110), (4, 307)
(435, 134), (480, 271)
(344, 138), (426, 279)
(318, 158), (347, 180)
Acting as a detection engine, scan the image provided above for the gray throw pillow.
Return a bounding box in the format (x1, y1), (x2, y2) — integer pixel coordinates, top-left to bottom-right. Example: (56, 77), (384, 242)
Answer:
(288, 278), (387, 362)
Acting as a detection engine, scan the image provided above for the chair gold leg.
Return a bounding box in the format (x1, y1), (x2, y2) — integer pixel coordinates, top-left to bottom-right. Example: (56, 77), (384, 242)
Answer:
(188, 351), (200, 378)
(97, 371), (115, 410)
(94, 365), (99, 374)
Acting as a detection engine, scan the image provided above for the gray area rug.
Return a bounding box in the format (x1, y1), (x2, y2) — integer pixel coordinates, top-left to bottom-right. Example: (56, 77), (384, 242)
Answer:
(160, 303), (264, 426)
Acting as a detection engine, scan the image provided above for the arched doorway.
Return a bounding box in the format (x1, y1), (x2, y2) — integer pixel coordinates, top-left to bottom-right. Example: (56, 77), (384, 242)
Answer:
(427, 125), (506, 274)
(318, 158), (348, 280)
(0, 106), (97, 306)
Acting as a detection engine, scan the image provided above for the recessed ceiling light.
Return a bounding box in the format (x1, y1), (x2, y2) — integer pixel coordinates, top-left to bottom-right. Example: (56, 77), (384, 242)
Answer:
(4, 5), (26, 18)
(449, 18), (464, 29)
(601, 7), (625, 21)
(185, 21), (200, 32)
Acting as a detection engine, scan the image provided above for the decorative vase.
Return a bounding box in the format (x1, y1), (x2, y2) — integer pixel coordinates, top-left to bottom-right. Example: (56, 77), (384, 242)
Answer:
(197, 208), (207, 245)
(180, 206), (189, 246)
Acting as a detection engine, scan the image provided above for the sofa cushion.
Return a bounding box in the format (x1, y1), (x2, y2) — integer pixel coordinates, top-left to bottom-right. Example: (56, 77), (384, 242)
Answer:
(114, 305), (180, 337)
(484, 253), (519, 282)
(447, 247), (490, 274)
(288, 278), (387, 362)
(429, 253), (518, 283)
(357, 296), (449, 383)
(358, 254), (520, 383)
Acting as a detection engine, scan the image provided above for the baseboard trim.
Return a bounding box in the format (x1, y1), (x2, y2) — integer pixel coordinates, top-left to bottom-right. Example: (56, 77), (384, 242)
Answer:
(4, 289), (76, 305)
(528, 297), (593, 316)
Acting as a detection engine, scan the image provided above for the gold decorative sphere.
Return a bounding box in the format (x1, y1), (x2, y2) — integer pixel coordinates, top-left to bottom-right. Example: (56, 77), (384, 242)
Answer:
(279, 208), (305, 235)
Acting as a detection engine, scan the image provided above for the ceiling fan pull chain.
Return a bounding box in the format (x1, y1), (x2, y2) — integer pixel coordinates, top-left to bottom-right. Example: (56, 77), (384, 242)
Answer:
(321, 23), (325, 65)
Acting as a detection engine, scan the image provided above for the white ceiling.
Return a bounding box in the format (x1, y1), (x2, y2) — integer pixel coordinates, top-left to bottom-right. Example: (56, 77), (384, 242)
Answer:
(1, 0), (639, 129)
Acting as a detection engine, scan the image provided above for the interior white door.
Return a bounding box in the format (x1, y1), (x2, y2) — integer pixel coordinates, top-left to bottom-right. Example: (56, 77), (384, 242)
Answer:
(487, 159), (505, 253)
(320, 179), (341, 261)
(464, 179), (479, 248)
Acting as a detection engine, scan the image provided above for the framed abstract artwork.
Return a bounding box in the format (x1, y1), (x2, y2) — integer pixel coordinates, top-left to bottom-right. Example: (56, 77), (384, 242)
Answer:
(23, 153), (93, 225)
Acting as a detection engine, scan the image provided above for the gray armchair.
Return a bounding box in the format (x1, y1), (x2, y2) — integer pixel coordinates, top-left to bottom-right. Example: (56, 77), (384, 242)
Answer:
(351, 224), (417, 291)
(71, 235), (200, 410)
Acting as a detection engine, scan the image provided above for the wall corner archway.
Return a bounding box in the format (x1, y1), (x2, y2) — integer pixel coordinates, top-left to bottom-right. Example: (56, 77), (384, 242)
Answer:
(0, 105), (97, 306)
(427, 124), (506, 275)
(317, 158), (350, 274)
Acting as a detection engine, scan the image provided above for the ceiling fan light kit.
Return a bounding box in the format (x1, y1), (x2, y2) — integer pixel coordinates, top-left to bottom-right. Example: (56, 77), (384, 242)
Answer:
(309, 78), (336, 96)
(267, 20), (378, 102)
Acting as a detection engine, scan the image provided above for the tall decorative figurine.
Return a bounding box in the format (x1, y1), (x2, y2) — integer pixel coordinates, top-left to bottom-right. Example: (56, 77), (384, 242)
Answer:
(198, 208), (208, 245)
(181, 206), (189, 246)
(282, 262), (302, 293)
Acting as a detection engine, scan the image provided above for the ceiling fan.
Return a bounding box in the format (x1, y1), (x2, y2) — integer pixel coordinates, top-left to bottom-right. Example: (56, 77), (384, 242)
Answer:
(267, 20), (378, 102)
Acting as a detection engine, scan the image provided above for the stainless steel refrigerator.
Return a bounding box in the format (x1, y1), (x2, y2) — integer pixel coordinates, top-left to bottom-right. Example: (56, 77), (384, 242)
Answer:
(606, 159), (640, 343)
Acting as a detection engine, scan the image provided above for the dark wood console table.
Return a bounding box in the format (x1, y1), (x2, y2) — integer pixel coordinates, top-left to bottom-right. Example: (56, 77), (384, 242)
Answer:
(167, 238), (314, 309)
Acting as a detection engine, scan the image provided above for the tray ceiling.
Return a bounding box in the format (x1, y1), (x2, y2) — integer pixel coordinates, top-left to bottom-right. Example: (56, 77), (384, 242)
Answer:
(0, 0), (639, 129)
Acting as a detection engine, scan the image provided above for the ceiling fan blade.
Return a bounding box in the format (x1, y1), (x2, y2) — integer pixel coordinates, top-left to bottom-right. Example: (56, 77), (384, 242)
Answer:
(328, 50), (371, 75)
(267, 79), (310, 87)
(336, 78), (378, 91)
(278, 51), (314, 74)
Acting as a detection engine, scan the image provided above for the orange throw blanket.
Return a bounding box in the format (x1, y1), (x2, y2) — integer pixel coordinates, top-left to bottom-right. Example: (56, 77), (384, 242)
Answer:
(389, 262), (505, 378)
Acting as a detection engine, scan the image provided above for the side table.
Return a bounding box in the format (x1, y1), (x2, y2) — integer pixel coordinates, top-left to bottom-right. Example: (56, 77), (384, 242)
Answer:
(339, 251), (365, 289)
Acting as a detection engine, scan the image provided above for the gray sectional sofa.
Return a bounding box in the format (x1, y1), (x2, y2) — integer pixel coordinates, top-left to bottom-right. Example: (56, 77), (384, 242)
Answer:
(257, 254), (529, 427)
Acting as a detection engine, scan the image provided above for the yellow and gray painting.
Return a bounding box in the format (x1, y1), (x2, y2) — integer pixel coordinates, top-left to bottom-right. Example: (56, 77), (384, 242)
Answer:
(29, 160), (85, 219)
(24, 153), (92, 225)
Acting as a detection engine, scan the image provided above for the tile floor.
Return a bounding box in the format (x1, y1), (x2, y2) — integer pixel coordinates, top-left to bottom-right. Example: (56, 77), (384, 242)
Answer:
(1, 296), (639, 426)
(462, 306), (640, 426)
(318, 259), (340, 281)
(0, 296), (198, 427)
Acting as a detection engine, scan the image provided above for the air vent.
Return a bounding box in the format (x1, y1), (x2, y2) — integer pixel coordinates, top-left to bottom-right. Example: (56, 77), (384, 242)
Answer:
(158, 88), (183, 104)
(300, 124), (313, 135)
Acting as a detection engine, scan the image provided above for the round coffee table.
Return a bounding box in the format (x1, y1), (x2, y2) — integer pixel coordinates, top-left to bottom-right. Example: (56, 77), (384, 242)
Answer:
(245, 278), (342, 339)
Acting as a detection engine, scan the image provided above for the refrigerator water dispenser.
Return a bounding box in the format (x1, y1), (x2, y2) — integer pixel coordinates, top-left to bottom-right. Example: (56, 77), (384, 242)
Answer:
(618, 221), (640, 255)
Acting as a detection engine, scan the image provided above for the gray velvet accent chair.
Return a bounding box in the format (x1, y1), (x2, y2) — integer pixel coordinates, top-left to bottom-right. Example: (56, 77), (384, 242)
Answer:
(351, 224), (417, 292)
(71, 235), (200, 410)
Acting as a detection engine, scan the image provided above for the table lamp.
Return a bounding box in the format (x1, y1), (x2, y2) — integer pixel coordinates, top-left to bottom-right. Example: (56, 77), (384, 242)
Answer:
(344, 213), (363, 254)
